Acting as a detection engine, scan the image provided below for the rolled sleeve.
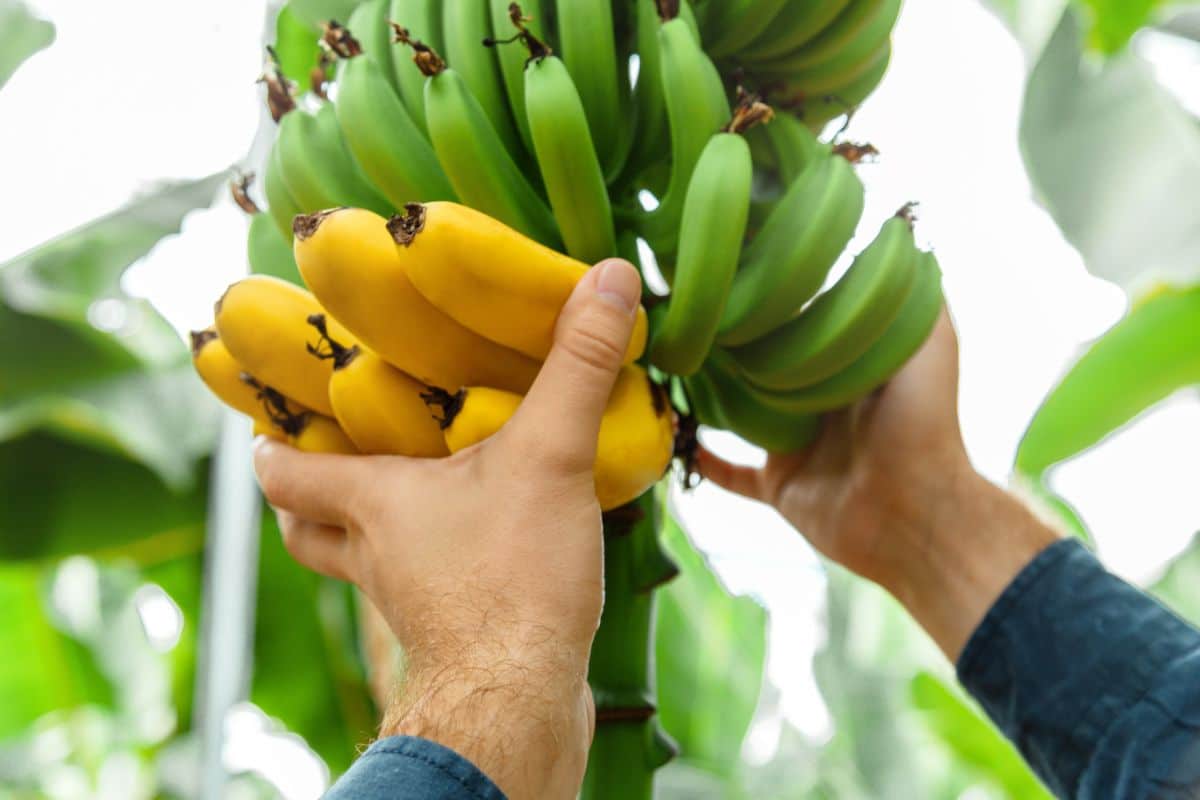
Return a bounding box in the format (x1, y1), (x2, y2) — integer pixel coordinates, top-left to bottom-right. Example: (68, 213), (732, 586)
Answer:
(957, 538), (1200, 798)
(325, 736), (506, 800)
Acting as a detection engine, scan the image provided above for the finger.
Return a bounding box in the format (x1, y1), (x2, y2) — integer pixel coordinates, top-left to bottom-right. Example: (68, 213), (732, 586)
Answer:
(253, 437), (376, 526)
(695, 447), (766, 502)
(274, 509), (352, 581)
(510, 258), (642, 468)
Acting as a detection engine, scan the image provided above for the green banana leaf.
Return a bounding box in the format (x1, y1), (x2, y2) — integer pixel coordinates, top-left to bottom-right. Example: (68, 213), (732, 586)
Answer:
(1149, 532), (1200, 626)
(0, 1), (53, 90)
(655, 514), (767, 779)
(910, 671), (1053, 799)
(274, 6), (323, 90)
(1018, 9), (1200, 289)
(1015, 283), (1200, 477)
(0, 173), (226, 489)
(0, 563), (108, 741)
(252, 513), (375, 775)
(0, 432), (208, 562)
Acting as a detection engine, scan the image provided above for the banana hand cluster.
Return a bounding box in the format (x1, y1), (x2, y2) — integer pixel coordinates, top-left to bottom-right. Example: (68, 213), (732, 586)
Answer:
(225, 0), (935, 488)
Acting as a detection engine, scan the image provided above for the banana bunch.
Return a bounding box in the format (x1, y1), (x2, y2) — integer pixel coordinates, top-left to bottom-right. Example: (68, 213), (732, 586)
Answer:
(697, 0), (902, 131)
(220, 0), (936, 494)
(197, 211), (673, 512)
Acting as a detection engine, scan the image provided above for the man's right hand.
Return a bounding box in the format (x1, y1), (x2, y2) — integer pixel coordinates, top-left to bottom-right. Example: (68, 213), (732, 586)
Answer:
(699, 311), (1060, 661)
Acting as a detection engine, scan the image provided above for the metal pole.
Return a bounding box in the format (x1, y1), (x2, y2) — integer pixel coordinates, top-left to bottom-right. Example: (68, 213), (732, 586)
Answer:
(195, 413), (262, 800)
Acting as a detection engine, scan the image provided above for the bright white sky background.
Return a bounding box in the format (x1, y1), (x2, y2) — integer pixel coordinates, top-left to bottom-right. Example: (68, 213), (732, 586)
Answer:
(3, 0), (1200, 795)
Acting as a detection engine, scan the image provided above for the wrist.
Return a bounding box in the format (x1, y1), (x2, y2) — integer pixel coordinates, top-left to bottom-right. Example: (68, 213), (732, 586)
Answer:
(381, 637), (593, 800)
(879, 464), (1060, 661)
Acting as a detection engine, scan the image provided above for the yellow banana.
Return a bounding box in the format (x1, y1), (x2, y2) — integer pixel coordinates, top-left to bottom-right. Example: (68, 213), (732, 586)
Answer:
(214, 275), (356, 416)
(306, 314), (448, 457)
(386, 201), (648, 363)
(427, 365), (676, 510)
(191, 328), (308, 428)
(289, 413), (360, 454)
(292, 206), (541, 393)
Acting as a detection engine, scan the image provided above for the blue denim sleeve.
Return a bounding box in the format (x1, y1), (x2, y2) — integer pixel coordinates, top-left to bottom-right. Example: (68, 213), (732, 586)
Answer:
(324, 736), (506, 800)
(957, 538), (1200, 799)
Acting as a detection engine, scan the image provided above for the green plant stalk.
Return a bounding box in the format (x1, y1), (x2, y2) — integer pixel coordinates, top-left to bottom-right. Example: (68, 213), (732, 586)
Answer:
(582, 489), (678, 800)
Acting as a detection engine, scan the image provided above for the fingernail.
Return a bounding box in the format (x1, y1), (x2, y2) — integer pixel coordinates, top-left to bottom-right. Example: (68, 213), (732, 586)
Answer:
(253, 435), (273, 455)
(594, 259), (640, 314)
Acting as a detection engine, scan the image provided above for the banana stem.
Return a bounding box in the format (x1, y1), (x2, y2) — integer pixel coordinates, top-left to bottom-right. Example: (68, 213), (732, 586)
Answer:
(583, 489), (679, 800)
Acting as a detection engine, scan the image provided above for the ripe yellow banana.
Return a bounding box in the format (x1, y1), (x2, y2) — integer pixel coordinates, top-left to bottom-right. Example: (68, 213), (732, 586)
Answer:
(288, 413), (360, 454)
(192, 328), (308, 428)
(292, 206), (541, 393)
(214, 275), (355, 416)
(307, 314), (448, 457)
(387, 201), (648, 363)
(427, 365), (676, 510)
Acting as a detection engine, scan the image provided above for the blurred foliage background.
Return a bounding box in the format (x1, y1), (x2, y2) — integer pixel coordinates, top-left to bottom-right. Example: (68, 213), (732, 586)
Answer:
(2, 0), (1198, 797)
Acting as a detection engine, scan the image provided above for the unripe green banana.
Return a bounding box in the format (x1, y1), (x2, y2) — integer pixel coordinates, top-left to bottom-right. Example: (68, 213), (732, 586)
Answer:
(794, 42), (891, 130)
(524, 54), (616, 264)
(718, 151), (864, 346)
(442, 0), (523, 158)
(263, 141), (304, 241)
(731, 208), (920, 390)
(723, 251), (943, 415)
(276, 104), (393, 216)
(775, 0), (889, 69)
(345, 0), (398, 91)
(685, 365), (821, 453)
(248, 211), (303, 285)
(557, 0), (623, 174)
(649, 130), (753, 376)
(703, 0), (793, 58)
(746, 0), (854, 62)
(626, 0), (669, 174)
(409, 36), (559, 246)
(756, 0), (899, 92)
(637, 18), (730, 258)
(389, 0), (443, 131)
(335, 55), (456, 206)
(488, 0), (547, 152)
(763, 111), (825, 184)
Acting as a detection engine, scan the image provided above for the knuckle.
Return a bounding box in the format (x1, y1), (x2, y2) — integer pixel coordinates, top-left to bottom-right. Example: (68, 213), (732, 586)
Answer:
(560, 316), (625, 374)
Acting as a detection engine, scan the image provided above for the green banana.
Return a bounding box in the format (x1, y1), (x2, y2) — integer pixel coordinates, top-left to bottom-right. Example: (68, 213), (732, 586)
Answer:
(524, 54), (616, 263)
(685, 365), (822, 453)
(756, 0), (899, 88)
(794, 42), (891, 130)
(746, 0), (855, 62)
(649, 128), (754, 376)
(335, 54), (456, 206)
(442, 0), (523, 158)
(731, 208), (920, 390)
(263, 141), (304, 241)
(389, 0), (443, 132)
(406, 35), (559, 245)
(275, 104), (393, 215)
(776, 0), (889, 69)
(247, 211), (303, 286)
(623, 0), (670, 182)
(556, 0), (624, 174)
(488, 0), (547, 152)
(718, 151), (865, 346)
(636, 18), (730, 257)
(345, 0), (398, 91)
(763, 111), (825, 184)
(731, 251), (944, 415)
(704, 0), (793, 58)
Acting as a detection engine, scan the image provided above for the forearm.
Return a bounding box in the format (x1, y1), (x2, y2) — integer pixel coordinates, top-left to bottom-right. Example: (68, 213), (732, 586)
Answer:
(380, 634), (593, 800)
(879, 465), (1059, 661)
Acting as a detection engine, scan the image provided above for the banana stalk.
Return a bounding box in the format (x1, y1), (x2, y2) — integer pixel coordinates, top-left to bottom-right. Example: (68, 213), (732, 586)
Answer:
(584, 489), (679, 800)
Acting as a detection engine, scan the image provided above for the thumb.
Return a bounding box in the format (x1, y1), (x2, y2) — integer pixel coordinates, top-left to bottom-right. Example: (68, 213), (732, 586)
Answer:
(510, 258), (642, 468)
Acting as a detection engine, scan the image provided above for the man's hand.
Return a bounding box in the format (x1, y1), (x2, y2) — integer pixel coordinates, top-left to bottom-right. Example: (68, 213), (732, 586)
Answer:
(700, 312), (1060, 660)
(253, 258), (644, 800)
